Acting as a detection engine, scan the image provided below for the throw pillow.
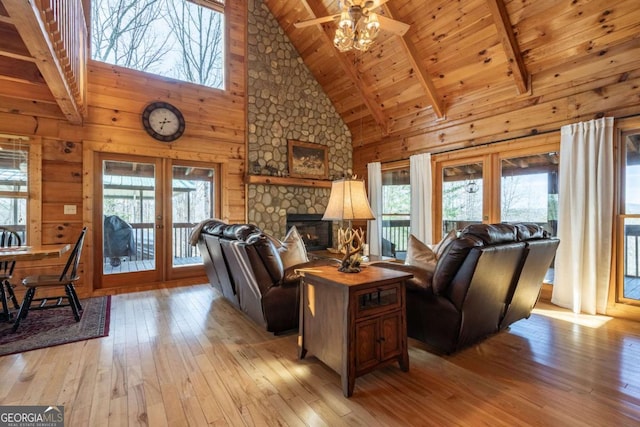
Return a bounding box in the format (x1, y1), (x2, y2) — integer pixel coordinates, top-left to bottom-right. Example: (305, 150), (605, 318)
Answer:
(405, 234), (437, 274)
(434, 228), (458, 259)
(277, 226), (309, 269)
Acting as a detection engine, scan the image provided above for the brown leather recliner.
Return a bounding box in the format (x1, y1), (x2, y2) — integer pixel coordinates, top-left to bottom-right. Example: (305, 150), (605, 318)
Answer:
(378, 223), (559, 353)
(195, 221), (332, 333)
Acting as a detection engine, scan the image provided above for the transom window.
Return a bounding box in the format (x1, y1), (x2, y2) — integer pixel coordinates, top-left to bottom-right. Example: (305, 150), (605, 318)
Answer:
(91, 0), (225, 90)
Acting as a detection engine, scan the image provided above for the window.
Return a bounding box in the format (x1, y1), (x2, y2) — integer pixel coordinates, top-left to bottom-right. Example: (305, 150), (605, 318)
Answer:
(500, 153), (559, 237)
(381, 166), (410, 260)
(0, 139), (28, 243)
(619, 130), (640, 304)
(91, 0), (225, 90)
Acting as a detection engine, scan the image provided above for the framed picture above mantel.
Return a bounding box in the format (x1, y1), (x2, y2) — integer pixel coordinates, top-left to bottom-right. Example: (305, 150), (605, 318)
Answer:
(288, 140), (329, 179)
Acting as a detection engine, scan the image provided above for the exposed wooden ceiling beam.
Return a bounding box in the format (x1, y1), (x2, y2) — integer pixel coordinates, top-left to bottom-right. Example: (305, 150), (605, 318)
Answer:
(0, 48), (35, 63)
(297, 0), (389, 135)
(486, 0), (528, 94)
(0, 78), (56, 102)
(0, 21), (35, 62)
(382, 3), (445, 119)
(2, 0), (82, 124)
(0, 56), (45, 84)
(0, 94), (66, 118)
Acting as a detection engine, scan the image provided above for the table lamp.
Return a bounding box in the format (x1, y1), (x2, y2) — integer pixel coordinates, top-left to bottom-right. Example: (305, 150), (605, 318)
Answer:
(322, 177), (375, 273)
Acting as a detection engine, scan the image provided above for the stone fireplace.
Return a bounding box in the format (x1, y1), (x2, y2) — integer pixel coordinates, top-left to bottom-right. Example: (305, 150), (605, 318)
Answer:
(246, 1), (352, 239)
(286, 213), (332, 251)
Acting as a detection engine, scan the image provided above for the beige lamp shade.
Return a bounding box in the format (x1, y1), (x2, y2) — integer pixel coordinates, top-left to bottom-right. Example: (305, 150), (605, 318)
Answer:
(322, 178), (375, 221)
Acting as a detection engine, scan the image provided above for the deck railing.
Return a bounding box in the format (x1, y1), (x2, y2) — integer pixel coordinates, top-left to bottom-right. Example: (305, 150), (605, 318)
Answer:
(124, 222), (201, 262)
(381, 218), (410, 255)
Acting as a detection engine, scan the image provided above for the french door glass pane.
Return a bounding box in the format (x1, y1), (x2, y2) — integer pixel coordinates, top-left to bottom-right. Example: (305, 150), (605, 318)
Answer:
(381, 168), (410, 260)
(442, 162), (483, 235)
(500, 152), (559, 237)
(172, 165), (215, 267)
(103, 160), (156, 274)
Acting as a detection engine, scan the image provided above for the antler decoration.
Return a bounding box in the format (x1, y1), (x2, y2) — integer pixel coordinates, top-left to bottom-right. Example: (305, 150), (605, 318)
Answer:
(339, 227), (365, 273)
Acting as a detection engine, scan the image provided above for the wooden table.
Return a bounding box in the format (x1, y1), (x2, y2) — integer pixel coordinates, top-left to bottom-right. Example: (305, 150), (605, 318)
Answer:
(0, 244), (71, 262)
(0, 244), (70, 321)
(298, 264), (413, 397)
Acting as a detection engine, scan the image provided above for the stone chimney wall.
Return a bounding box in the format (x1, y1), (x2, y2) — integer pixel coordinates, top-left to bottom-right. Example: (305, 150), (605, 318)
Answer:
(246, 0), (352, 238)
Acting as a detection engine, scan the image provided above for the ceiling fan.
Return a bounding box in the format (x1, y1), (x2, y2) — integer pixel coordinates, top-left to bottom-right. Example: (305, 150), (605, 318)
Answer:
(294, 0), (410, 52)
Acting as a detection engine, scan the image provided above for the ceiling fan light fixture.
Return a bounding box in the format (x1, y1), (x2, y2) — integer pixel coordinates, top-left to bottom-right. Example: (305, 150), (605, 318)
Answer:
(366, 12), (380, 33)
(295, 0), (409, 54)
(334, 15), (378, 52)
(339, 10), (354, 30)
(334, 28), (354, 52)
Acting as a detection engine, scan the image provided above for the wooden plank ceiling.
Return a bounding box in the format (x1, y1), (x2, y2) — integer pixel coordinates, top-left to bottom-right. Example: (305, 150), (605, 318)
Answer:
(0, 0), (83, 123)
(264, 0), (640, 147)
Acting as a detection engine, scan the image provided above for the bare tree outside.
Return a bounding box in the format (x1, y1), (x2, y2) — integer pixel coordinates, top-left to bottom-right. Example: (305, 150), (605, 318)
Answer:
(91, 0), (171, 72)
(91, 0), (225, 90)
(165, 2), (224, 88)
(501, 173), (548, 222)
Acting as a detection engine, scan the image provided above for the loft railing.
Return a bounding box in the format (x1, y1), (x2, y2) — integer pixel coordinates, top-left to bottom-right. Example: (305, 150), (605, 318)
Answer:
(4, 0), (88, 123)
(38, 0), (87, 118)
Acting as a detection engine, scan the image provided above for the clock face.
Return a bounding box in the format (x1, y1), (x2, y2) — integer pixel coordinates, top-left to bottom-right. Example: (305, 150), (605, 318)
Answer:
(142, 102), (186, 142)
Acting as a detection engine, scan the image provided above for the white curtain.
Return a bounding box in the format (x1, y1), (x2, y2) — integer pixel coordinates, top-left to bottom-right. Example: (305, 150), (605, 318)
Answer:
(367, 162), (383, 256)
(410, 153), (433, 244)
(552, 117), (614, 314)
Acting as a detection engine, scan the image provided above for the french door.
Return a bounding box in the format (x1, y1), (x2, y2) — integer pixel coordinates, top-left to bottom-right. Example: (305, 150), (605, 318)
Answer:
(95, 153), (218, 289)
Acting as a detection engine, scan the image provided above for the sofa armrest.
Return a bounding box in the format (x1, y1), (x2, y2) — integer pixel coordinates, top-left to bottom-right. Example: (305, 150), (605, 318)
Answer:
(374, 262), (434, 292)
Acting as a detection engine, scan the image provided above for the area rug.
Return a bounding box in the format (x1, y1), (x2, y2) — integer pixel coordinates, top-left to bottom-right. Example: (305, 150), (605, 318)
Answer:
(0, 296), (111, 357)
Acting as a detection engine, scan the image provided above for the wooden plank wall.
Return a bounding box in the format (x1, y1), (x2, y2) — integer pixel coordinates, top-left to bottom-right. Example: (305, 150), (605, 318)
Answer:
(2, 1), (247, 297)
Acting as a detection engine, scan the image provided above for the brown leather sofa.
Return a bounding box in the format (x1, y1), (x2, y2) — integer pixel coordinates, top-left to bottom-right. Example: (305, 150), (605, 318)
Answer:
(195, 220), (332, 334)
(379, 223), (559, 353)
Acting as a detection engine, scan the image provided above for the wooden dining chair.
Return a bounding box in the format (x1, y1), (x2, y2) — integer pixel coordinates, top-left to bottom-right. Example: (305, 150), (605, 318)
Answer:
(12, 227), (87, 332)
(0, 227), (21, 321)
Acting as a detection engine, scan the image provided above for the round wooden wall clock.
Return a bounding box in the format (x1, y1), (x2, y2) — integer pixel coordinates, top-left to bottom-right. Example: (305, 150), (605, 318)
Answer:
(141, 101), (186, 142)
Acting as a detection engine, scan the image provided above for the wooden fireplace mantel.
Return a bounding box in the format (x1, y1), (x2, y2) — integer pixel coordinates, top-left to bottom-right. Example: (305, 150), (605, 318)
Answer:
(245, 175), (332, 188)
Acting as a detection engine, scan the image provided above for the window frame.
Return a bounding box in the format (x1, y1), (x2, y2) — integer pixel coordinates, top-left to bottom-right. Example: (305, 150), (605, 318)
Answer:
(380, 160), (411, 259)
(87, 0), (228, 92)
(0, 136), (42, 246)
(433, 137), (559, 242)
(616, 128), (640, 307)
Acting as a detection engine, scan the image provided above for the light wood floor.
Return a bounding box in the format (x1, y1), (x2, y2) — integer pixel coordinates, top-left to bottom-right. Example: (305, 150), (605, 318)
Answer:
(1, 284), (640, 426)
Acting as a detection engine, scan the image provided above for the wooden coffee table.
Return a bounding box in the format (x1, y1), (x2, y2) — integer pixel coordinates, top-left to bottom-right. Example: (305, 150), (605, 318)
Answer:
(297, 264), (413, 397)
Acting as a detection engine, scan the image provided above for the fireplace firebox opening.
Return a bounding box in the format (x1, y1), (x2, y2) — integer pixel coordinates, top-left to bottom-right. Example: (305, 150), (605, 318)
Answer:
(286, 213), (332, 251)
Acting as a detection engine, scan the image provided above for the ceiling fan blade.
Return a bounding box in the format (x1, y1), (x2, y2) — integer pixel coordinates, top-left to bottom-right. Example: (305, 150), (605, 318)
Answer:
(294, 14), (340, 29)
(377, 15), (410, 36)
